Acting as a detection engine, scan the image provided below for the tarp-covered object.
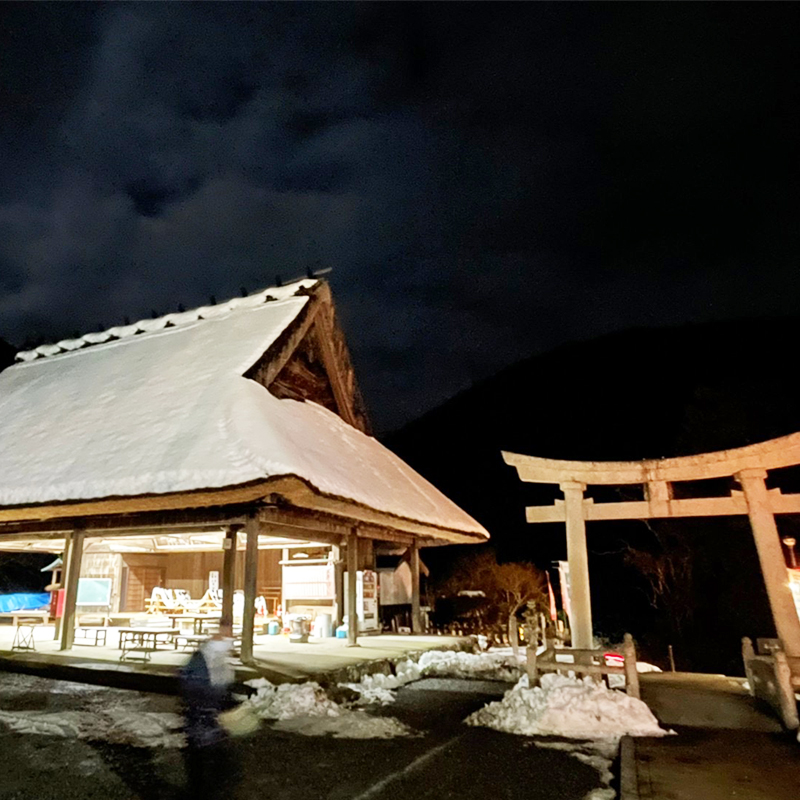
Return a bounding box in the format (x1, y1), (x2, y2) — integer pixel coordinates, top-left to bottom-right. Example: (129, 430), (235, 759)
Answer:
(0, 593), (51, 613)
(0, 280), (487, 539)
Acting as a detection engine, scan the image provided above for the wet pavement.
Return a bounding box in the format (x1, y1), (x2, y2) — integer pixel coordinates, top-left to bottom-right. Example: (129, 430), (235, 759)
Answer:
(0, 672), (609, 800)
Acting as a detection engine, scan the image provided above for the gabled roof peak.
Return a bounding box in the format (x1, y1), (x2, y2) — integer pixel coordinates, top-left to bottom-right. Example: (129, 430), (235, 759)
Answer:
(15, 277), (318, 363)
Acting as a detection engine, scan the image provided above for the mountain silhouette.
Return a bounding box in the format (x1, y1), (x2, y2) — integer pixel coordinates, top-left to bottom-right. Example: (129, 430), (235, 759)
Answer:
(385, 316), (800, 672)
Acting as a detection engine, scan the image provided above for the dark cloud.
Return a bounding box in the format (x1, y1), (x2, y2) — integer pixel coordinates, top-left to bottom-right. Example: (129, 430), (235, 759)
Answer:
(1, 4), (799, 431)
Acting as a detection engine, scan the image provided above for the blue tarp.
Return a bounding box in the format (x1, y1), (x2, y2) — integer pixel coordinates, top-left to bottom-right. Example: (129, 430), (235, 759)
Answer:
(0, 592), (51, 613)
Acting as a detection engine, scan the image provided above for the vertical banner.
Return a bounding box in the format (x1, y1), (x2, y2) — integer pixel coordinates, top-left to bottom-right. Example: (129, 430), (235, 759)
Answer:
(557, 560), (572, 627)
(546, 571), (558, 621)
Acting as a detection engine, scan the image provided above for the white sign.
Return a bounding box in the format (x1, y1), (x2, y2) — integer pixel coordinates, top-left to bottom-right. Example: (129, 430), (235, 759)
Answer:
(208, 571), (219, 591)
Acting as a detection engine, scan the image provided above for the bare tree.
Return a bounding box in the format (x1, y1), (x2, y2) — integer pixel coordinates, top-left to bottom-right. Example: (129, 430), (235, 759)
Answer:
(624, 522), (695, 637)
(433, 549), (546, 655)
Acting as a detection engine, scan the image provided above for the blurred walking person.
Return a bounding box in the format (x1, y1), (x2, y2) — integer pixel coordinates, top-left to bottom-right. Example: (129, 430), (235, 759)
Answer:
(179, 617), (239, 800)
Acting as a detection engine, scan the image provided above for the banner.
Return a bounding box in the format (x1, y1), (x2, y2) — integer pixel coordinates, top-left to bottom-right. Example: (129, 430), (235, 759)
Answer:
(557, 560), (572, 626)
(546, 571), (558, 621)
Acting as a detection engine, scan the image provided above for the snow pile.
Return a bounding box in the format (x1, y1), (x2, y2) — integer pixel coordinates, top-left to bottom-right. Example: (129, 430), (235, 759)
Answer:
(341, 648), (520, 705)
(636, 661), (662, 674)
(245, 678), (412, 739)
(341, 660), (424, 704)
(608, 660), (662, 689)
(0, 709), (184, 748)
(466, 673), (671, 742)
(247, 679), (340, 720)
(417, 648), (523, 681)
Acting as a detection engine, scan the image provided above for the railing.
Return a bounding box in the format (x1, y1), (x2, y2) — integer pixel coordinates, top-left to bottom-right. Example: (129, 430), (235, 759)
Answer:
(526, 632), (641, 699)
(742, 636), (799, 730)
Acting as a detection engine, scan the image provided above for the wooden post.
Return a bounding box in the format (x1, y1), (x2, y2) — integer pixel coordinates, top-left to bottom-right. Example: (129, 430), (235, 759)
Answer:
(410, 540), (421, 634)
(331, 544), (345, 628)
(623, 633), (640, 699)
(60, 529), (84, 651)
(561, 481), (593, 649)
(738, 469), (800, 659)
(742, 637), (755, 694)
(773, 649), (799, 730)
(347, 529), (359, 647)
(526, 616), (539, 685)
(241, 516), (259, 664)
(221, 526), (237, 626)
(526, 643), (539, 686)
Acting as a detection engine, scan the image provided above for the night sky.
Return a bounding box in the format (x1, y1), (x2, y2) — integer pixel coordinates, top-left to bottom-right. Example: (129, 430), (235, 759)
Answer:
(1, 3), (799, 433)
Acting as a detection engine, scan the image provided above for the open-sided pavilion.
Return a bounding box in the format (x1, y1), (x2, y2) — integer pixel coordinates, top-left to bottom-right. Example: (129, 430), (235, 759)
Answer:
(0, 278), (488, 665)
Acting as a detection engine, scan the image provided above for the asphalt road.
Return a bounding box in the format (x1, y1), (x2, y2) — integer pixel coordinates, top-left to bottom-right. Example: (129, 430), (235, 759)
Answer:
(0, 675), (608, 800)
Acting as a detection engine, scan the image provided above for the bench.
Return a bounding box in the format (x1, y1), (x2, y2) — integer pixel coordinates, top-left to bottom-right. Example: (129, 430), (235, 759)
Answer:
(118, 627), (179, 662)
(120, 645), (158, 663)
(176, 633), (210, 651)
(74, 626), (108, 646)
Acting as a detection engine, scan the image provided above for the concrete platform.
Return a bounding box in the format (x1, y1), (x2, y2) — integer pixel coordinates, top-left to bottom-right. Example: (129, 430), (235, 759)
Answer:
(623, 673), (799, 800)
(628, 727), (800, 800)
(0, 621), (470, 689)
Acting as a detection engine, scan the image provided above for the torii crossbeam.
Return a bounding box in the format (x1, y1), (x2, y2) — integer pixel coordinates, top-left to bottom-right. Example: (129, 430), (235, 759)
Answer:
(503, 431), (800, 678)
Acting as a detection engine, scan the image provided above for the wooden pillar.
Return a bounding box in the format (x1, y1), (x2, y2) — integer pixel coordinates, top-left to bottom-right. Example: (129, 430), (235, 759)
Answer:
(221, 526), (237, 626)
(738, 469), (800, 659)
(410, 541), (421, 634)
(241, 517), (259, 664)
(561, 481), (593, 649)
(60, 529), (85, 651)
(347, 529), (359, 647)
(331, 544), (345, 627)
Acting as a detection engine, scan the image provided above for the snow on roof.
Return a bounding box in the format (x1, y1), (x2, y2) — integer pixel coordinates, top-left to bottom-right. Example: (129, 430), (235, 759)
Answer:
(0, 280), (487, 538)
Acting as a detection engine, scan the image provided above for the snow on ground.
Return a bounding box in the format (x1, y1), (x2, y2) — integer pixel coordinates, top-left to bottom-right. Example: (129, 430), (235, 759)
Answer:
(417, 647), (523, 681)
(338, 648), (521, 709)
(272, 713), (413, 739)
(467, 672), (671, 742)
(0, 707), (184, 748)
(0, 673), (185, 748)
(245, 678), (413, 739)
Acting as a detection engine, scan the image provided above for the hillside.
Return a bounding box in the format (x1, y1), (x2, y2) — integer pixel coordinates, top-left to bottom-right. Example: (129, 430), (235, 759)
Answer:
(385, 316), (800, 672)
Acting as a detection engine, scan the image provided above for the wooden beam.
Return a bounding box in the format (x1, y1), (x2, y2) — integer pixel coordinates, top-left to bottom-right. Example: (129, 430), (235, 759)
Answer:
(0, 509), (253, 538)
(347, 529), (359, 647)
(410, 541), (421, 634)
(247, 286), (322, 389)
(309, 293), (361, 431)
(331, 544), (345, 628)
(221, 526), (237, 625)
(524, 492), (800, 524)
(60, 529), (84, 651)
(241, 517), (259, 664)
(504, 432), (800, 486)
(0, 472), (487, 545)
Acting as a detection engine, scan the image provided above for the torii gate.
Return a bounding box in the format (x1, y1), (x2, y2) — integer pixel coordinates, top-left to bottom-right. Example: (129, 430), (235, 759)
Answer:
(503, 432), (800, 679)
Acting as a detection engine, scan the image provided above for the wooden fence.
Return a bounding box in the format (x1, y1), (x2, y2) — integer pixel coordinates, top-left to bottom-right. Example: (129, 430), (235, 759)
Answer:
(526, 632), (640, 699)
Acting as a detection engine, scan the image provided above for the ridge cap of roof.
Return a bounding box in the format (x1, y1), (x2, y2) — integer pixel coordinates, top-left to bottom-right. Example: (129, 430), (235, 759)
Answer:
(14, 277), (319, 364)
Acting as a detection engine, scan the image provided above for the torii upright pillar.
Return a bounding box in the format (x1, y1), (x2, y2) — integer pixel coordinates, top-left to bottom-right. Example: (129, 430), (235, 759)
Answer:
(738, 468), (800, 660)
(561, 481), (593, 649)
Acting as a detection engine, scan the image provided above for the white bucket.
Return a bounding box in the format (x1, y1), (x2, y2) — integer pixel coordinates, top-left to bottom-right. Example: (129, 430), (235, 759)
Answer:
(315, 613), (333, 638)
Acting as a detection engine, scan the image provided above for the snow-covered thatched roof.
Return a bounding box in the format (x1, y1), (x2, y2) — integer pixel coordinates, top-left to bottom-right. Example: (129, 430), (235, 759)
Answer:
(0, 280), (487, 541)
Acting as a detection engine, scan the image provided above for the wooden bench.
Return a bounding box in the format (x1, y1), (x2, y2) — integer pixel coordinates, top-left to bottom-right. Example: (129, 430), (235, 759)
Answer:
(118, 627), (179, 662)
(74, 626), (108, 646)
(176, 633), (210, 651)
